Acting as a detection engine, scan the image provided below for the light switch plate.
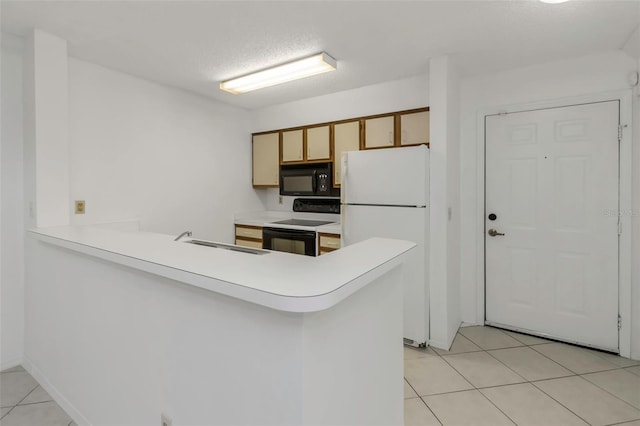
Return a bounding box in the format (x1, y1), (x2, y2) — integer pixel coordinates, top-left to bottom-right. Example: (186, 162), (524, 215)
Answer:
(75, 200), (86, 214)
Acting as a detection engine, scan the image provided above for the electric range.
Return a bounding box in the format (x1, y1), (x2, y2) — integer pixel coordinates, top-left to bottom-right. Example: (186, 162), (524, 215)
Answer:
(262, 198), (340, 256)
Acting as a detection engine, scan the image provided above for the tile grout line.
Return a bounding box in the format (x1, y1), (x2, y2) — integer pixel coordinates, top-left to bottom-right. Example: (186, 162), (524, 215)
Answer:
(417, 329), (524, 424)
(604, 418), (640, 426)
(492, 330), (597, 425)
(404, 377), (420, 400)
(485, 330), (640, 424)
(526, 344), (584, 374)
(16, 400), (57, 408)
(417, 336), (522, 425)
(415, 395), (444, 426)
(0, 383), (39, 423)
(578, 372), (640, 414)
(528, 343), (623, 375)
(423, 328), (604, 425)
(475, 386), (519, 426)
(529, 376), (609, 426)
(14, 384), (39, 407)
(406, 328), (640, 425)
(0, 406), (15, 421)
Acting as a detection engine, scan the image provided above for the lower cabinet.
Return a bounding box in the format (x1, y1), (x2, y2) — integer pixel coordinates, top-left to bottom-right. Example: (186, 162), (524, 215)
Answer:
(235, 225), (263, 249)
(318, 233), (341, 256)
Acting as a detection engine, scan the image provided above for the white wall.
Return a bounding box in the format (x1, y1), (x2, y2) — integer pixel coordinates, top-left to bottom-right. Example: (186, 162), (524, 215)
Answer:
(458, 50), (640, 357)
(1, 32), (25, 369)
(428, 56), (461, 349)
(251, 74), (429, 211)
(68, 59), (265, 242)
(23, 30), (70, 228)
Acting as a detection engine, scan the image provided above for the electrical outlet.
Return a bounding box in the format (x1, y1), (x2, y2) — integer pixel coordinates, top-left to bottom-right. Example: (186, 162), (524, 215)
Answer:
(279, 195), (283, 204)
(75, 200), (86, 214)
(161, 413), (172, 426)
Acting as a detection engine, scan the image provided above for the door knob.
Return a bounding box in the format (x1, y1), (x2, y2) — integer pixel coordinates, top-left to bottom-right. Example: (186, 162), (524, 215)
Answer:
(488, 229), (505, 237)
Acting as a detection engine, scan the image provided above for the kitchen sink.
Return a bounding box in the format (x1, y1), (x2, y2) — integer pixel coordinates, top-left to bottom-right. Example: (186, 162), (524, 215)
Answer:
(185, 239), (269, 255)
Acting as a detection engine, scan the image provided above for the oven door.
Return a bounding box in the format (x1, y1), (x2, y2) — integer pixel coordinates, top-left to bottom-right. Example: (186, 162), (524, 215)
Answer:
(262, 227), (316, 256)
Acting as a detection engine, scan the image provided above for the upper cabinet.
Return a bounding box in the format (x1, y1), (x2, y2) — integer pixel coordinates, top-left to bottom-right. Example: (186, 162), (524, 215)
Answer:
(333, 121), (361, 186)
(252, 132), (279, 187)
(306, 125), (331, 161)
(281, 129), (304, 163)
(364, 116), (395, 149)
(400, 110), (430, 146)
(252, 107), (428, 188)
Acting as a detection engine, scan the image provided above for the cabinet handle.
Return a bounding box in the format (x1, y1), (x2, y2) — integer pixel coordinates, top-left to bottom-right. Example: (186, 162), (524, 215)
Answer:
(388, 131), (393, 145)
(402, 130), (407, 144)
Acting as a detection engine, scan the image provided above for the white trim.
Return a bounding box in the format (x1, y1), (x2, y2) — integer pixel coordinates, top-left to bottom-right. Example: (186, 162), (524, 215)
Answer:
(475, 90), (633, 358)
(618, 91), (633, 359)
(22, 356), (90, 425)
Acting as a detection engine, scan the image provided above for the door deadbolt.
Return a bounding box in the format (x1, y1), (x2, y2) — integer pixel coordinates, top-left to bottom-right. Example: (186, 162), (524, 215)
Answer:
(488, 213), (497, 221)
(488, 229), (505, 237)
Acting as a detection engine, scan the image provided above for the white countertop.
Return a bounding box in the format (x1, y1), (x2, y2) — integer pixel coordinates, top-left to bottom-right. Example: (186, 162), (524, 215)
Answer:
(234, 210), (341, 234)
(29, 226), (413, 313)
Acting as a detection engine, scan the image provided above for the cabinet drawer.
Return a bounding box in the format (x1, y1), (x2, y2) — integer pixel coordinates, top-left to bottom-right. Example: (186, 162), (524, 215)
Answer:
(319, 234), (341, 249)
(235, 238), (264, 249)
(235, 225), (263, 240)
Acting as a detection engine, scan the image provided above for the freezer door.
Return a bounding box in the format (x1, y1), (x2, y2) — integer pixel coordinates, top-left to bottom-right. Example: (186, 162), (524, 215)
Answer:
(342, 204), (429, 345)
(342, 145), (429, 206)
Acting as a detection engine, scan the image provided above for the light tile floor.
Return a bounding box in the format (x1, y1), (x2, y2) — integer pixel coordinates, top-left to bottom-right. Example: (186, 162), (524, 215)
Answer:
(0, 366), (75, 426)
(1, 326), (639, 426)
(405, 326), (640, 426)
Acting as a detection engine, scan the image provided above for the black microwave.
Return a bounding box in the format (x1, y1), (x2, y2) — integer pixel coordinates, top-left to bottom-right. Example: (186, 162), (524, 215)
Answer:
(280, 162), (339, 197)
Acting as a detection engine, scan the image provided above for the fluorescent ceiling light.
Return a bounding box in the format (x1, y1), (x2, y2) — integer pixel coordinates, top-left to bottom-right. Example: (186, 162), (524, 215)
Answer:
(220, 52), (337, 95)
(539, 0), (570, 3)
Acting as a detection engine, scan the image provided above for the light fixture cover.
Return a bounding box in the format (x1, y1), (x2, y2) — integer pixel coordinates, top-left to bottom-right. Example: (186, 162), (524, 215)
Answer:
(539, 0), (570, 3)
(220, 52), (337, 95)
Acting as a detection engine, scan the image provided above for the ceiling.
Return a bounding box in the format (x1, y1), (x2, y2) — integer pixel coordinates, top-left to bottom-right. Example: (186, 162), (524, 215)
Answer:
(1, 1), (639, 110)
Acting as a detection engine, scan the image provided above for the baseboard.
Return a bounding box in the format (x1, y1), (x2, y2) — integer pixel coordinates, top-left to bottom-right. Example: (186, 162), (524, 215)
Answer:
(427, 339), (447, 350)
(22, 357), (91, 426)
(1, 357), (23, 372)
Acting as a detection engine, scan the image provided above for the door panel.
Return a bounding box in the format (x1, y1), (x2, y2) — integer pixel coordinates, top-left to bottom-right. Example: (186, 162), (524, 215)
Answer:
(485, 101), (619, 351)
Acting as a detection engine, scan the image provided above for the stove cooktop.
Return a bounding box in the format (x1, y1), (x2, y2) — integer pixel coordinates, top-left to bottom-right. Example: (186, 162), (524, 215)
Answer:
(271, 219), (335, 227)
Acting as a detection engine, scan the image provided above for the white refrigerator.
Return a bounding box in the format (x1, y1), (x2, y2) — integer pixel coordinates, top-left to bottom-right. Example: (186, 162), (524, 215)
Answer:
(341, 145), (429, 347)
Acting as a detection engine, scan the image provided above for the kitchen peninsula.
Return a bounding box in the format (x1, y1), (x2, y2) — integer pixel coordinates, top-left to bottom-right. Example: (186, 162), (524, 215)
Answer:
(25, 225), (415, 425)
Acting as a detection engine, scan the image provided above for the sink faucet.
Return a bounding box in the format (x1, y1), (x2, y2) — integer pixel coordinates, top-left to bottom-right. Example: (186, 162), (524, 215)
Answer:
(174, 231), (192, 241)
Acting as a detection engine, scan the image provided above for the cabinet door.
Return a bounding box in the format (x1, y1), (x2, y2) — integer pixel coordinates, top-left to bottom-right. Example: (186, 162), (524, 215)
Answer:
(333, 121), (360, 186)
(252, 133), (279, 187)
(306, 125), (331, 161)
(400, 111), (429, 146)
(282, 130), (303, 162)
(364, 116), (394, 148)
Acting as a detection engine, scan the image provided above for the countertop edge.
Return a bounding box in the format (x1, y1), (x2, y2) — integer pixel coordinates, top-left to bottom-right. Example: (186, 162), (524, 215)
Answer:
(28, 228), (413, 313)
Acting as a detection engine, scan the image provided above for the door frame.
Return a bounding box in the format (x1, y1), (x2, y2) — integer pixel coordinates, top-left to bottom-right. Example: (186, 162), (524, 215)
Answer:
(475, 90), (633, 357)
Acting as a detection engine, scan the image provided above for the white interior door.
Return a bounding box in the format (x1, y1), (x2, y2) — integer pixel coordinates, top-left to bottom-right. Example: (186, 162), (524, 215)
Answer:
(485, 101), (620, 351)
